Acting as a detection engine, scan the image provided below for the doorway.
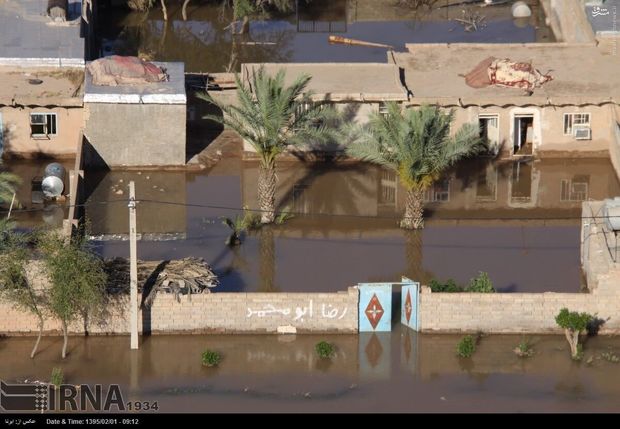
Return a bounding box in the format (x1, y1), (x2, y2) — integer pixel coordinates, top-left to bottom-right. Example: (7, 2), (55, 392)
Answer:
(513, 114), (534, 155)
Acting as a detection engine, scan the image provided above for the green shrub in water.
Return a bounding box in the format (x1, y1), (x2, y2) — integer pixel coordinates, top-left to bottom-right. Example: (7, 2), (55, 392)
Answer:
(514, 338), (535, 358)
(429, 278), (463, 293)
(201, 350), (222, 367)
(456, 335), (476, 358)
(315, 341), (335, 359)
(466, 271), (495, 293)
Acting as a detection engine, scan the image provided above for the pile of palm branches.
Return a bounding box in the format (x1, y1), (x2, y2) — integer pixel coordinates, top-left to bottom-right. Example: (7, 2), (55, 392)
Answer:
(453, 9), (487, 32)
(104, 257), (219, 305)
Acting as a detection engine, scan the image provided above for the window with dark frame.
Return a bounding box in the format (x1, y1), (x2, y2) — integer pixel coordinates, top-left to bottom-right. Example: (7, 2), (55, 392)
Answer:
(30, 113), (57, 138)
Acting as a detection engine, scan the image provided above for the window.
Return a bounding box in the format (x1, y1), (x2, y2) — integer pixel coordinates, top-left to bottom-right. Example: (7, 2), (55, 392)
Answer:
(561, 175), (589, 202)
(563, 113), (590, 135)
(424, 179), (450, 203)
(30, 113), (57, 138)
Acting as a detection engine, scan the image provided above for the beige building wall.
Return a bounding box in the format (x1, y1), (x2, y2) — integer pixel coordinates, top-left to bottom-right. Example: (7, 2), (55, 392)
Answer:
(242, 101), (381, 153)
(447, 104), (614, 156)
(0, 106), (82, 158)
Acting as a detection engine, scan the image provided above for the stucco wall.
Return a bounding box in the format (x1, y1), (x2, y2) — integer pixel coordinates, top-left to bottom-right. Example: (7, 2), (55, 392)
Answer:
(0, 288), (359, 335)
(449, 105), (613, 156)
(83, 103), (186, 167)
(0, 106), (82, 158)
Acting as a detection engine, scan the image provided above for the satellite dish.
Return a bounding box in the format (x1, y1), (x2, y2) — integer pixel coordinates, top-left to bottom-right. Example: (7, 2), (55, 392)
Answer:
(41, 163), (65, 198)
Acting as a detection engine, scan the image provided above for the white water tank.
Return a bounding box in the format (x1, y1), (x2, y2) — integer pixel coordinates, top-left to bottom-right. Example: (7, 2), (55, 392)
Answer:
(512, 1), (532, 18)
(41, 163), (65, 198)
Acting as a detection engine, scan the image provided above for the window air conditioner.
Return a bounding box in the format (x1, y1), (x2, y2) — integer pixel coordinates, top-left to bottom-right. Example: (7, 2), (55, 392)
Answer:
(574, 126), (592, 140)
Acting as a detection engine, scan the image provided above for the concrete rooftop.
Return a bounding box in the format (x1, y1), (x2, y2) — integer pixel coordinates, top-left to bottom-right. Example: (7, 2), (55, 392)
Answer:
(393, 43), (620, 107)
(0, 66), (84, 106)
(241, 63), (409, 102)
(0, 0), (84, 66)
(83, 62), (186, 104)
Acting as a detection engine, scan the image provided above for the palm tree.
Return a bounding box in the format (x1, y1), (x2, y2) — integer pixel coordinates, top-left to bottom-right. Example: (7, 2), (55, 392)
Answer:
(198, 66), (335, 223)
(346, 103), (483, 229)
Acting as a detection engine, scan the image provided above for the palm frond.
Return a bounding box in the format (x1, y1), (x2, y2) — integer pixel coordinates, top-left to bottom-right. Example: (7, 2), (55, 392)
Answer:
(347, 103), (482, 190)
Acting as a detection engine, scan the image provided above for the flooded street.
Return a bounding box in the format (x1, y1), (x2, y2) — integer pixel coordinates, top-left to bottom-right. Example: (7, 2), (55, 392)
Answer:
(83, 157), (620, 293)
(1, 159), (75, 230)
(1, 327), (620, 412)
(96, 0), (553, 72)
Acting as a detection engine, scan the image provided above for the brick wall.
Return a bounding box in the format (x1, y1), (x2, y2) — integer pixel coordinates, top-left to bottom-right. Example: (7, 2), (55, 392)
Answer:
(0, 288), (359, 335)
(419, 201), (620, 334)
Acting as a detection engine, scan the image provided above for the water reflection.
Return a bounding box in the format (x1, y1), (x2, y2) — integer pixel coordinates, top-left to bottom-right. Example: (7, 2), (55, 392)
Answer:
(1, 160), (74, 229)
(85, 158), (620, 293)
(1, 327), (619, 412)
(96, 0), (553, 72)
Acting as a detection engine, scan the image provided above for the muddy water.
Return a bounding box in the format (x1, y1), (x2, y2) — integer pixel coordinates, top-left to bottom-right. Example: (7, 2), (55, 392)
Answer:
(1, 327), (620, 412)
(96, 0), (553, 72)
(84, 157), (620, 293)
(0, 159), (75, 230)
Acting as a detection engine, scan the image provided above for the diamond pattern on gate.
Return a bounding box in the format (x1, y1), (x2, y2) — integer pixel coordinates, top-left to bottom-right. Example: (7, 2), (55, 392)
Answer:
(364, 293), (384, 329)
(405, 290), (413, 323)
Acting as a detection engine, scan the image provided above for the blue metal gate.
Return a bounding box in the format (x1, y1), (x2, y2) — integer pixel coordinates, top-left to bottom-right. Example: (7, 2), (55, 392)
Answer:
(401, 277), (420, 331)
(358, 283), (392, 332)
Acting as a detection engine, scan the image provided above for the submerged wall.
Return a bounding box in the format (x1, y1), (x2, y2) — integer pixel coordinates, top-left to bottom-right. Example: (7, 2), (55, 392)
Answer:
(0, 288), (359, 335)
(449, 104), (614, 157)
(419, 200), (620, 334)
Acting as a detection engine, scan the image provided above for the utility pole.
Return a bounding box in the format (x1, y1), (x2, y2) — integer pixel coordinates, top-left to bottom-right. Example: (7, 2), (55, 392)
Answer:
(128, 181), (139, 350)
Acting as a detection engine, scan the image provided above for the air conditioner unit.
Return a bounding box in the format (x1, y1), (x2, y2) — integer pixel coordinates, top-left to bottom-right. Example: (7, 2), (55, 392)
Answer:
(574, 126), (592, 140)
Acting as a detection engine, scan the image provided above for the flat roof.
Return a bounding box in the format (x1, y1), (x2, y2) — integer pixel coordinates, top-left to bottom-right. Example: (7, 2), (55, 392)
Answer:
(241, 63), (409, 102)
(0, 0), (85, 67)
(0, 66), (84, 107)
(393, 43), (620, 107)
(83, 61), (186, 104)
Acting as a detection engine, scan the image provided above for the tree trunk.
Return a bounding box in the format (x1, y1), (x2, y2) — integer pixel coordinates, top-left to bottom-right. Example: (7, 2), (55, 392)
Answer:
(160, 0), (168, 21)
(564, 328), (580, 358)
(400, 188), (425, 230)
(258, 162), (277, 224)
(30, 316), (44, 359)
(61, 320), (68, 359)
(259, 227), (277, 292)
(182, 0), (190, 20)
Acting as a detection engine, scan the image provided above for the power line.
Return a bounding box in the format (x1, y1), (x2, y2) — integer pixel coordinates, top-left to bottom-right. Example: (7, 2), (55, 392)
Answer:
(3, 197), (620, 223)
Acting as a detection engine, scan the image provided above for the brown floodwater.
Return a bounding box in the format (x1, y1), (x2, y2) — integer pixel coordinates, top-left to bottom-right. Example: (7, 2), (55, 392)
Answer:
(96, 0), (554, 72)
(0, 159), (75, 230)
(79, 157), (620, 294)
(1, 326), (620, 412)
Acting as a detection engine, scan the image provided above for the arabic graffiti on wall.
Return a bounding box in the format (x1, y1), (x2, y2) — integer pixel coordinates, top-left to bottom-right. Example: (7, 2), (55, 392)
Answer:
(246, 300), (348, 322)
